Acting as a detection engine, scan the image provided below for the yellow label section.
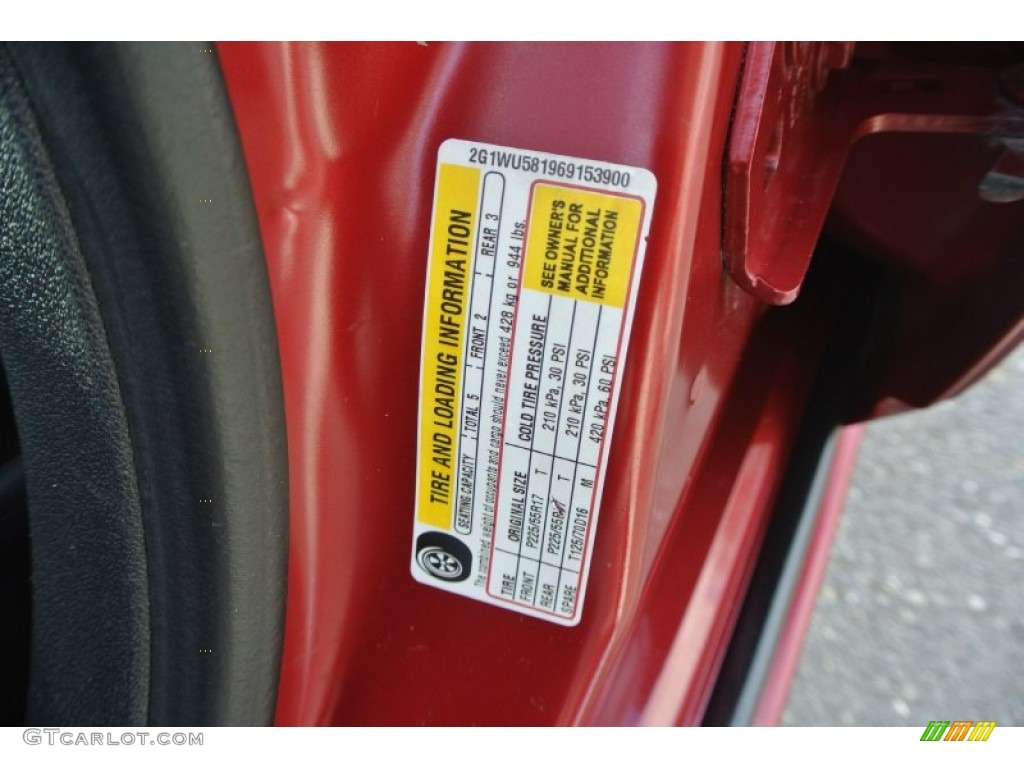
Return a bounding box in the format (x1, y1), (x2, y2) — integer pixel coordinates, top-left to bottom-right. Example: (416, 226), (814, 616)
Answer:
(417, 164), (481, 528)
(523, 183), (642, 308)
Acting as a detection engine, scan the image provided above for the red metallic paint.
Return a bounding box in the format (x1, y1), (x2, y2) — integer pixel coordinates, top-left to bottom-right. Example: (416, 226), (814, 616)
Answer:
(218, 41), (820, 725)
(725, 42), (855, 305)
(725, 42), (1024, 415)
(215, 41), (1024, 726)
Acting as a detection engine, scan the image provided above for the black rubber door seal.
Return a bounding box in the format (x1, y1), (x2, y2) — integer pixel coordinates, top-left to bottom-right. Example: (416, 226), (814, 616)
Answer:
(3, 42), (289, 726)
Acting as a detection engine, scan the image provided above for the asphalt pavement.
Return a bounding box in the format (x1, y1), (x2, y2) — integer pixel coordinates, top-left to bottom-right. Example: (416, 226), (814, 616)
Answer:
(782, 344), (1024, 726)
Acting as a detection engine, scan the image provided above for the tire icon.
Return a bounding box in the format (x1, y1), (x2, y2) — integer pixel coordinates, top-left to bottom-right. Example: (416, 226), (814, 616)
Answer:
(416, 532), (472, 583)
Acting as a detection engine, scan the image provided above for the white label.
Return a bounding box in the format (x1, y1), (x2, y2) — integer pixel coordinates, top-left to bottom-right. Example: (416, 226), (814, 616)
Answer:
(411, 139), (657, 626)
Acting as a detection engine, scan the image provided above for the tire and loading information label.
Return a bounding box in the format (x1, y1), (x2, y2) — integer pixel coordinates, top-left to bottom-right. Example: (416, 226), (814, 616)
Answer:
(411, 139), (657, 626)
